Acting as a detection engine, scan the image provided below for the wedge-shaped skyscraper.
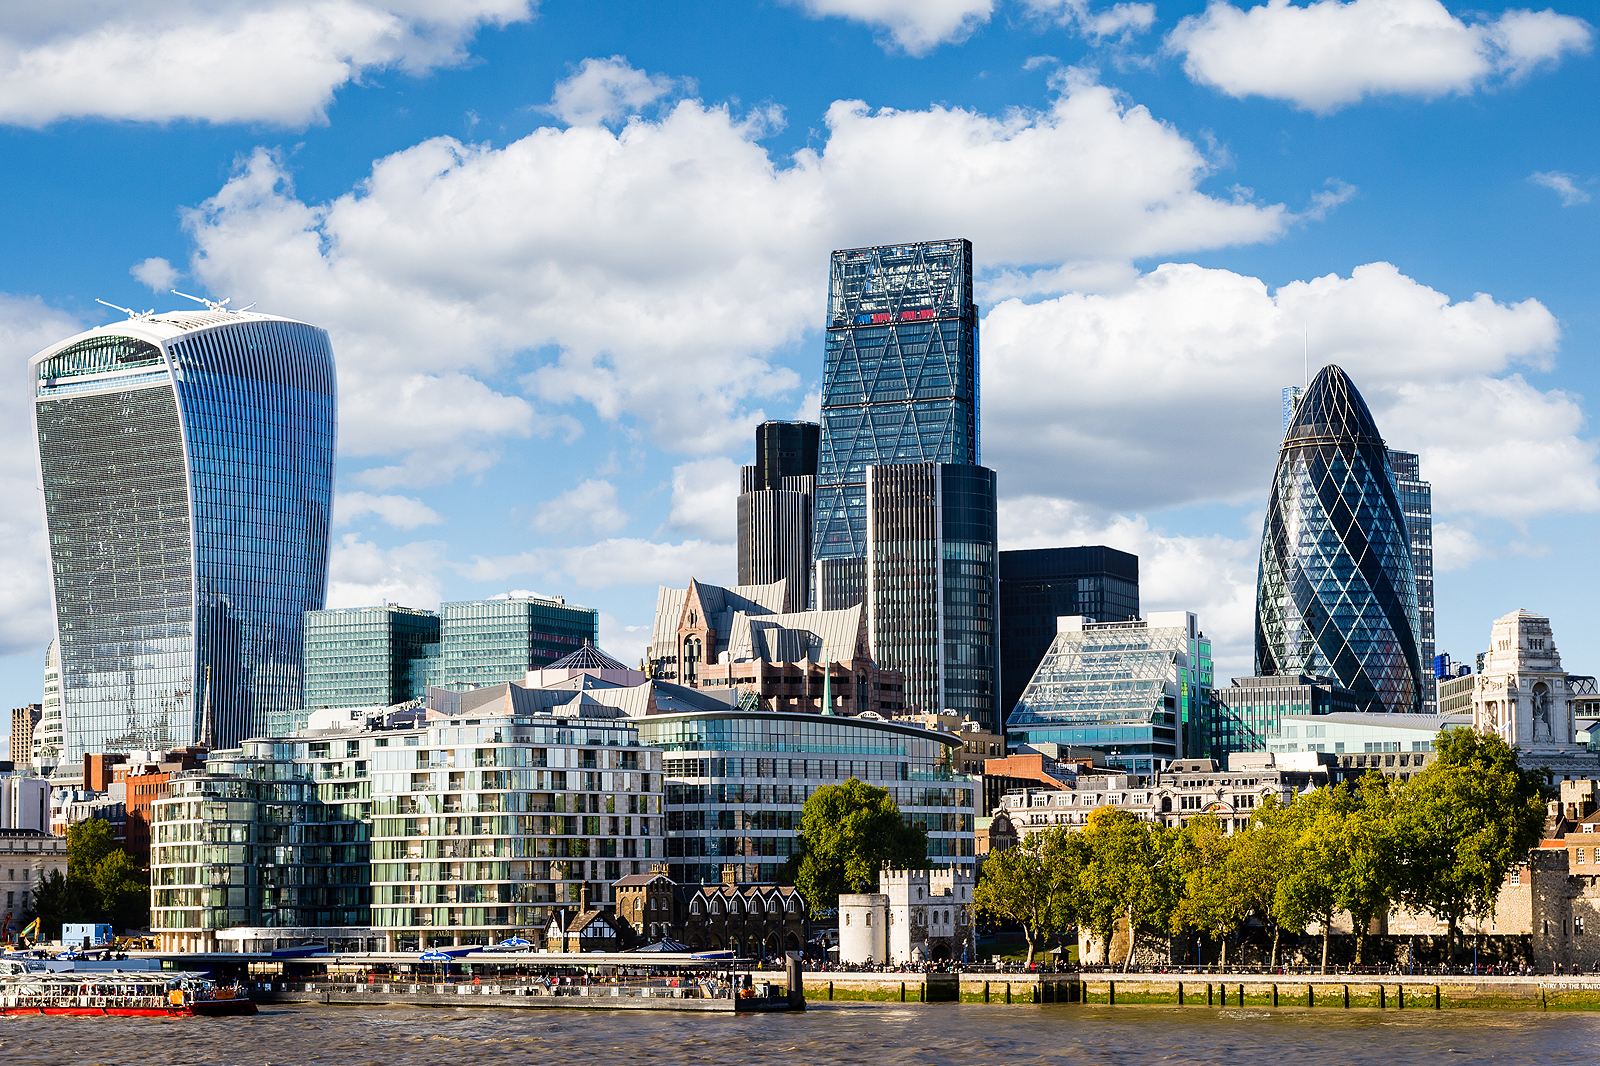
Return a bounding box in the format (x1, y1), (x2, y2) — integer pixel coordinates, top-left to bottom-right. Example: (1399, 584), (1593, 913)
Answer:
(32, 306), (336, 759)
(1256, 365), (1422, 714)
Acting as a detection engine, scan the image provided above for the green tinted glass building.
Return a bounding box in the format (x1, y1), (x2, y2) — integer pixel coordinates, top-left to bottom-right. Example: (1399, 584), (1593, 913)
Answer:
(427, 598), (600, 692)
(303, 606), (441, 711)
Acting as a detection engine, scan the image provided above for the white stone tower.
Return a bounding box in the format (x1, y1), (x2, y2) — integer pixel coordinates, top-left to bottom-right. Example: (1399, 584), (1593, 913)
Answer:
(1472, 610), (1575, 752)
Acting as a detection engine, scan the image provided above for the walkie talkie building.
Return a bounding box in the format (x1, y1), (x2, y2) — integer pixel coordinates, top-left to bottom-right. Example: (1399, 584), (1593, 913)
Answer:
(31, 307), (336, 760)
(1255, 365), (1422, 715)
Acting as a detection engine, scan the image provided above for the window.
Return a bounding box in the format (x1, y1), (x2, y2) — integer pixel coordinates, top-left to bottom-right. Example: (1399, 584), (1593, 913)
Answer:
(1512, 870), (1521, 886)
(1578, 917), (1586, 937)
(1579, 848), (1587, 865)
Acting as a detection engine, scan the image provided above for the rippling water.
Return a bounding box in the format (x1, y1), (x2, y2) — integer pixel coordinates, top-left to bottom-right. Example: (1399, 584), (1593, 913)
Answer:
(3, 1003), (1599, 1065)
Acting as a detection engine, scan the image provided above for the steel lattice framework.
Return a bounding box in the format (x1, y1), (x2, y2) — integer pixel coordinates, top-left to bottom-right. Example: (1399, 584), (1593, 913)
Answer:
(814, 239), (978, 563)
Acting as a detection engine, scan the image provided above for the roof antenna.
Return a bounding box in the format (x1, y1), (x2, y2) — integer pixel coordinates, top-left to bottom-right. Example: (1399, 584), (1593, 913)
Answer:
(95, 299), (153, 319)
(171, 289), (234, 313)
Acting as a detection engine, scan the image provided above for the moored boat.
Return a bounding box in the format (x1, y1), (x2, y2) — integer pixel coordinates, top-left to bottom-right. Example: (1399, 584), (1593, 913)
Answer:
(0, 970), (256, 1017)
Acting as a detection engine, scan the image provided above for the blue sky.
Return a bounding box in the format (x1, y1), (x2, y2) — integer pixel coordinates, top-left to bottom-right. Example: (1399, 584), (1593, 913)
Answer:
(1, 0), (1598, 747)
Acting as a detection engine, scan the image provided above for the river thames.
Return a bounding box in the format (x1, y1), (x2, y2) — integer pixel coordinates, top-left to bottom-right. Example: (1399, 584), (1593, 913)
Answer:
(4, 1003), (1600, 1065)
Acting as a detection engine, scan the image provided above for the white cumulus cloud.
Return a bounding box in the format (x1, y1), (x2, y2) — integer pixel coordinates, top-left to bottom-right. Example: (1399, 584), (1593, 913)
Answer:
(981, 261), (1587, 524)
(0, 0), (533, 128)
(666, 458), (741, 542)
(460, 539), (734, 590)
(1024, 0), (1158, 42)
(1167, 0), (1593, 113)
(334, 491), (444, 529)
(129, 257), (180, 292)
(532, 479), (631, 538)
(179, 61), (1293, 488)
(544, 55), (676, 126)
(327, 533), (447, 609)
(785, 0), (995, 54)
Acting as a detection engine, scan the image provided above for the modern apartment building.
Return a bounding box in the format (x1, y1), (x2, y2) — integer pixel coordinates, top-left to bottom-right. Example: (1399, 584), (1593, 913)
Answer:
(1257, 365), (1423, 714)
(33, 641), (62, 776)
(1388, 449), (1435, 712)
(8, 705), (39, 772)
(998, 546), (1140, 719)
(303, 605), (441, 710)
(31, 306), (336, 753)
(638, 709), (977, 885)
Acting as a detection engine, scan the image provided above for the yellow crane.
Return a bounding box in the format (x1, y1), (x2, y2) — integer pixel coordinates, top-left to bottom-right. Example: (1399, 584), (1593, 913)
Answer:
(13, 918), (41, 949)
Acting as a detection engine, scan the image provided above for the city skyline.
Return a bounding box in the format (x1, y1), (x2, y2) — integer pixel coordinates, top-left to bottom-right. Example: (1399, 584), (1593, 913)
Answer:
(1, 1), (1599, 746)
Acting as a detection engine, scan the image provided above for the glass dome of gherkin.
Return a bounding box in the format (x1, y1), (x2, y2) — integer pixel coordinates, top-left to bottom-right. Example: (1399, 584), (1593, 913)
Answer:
(1255, 365), (1422, 714)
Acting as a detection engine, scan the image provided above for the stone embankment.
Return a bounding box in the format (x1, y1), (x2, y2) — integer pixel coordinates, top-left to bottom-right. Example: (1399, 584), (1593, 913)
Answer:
(808, 973), (1600, 1010)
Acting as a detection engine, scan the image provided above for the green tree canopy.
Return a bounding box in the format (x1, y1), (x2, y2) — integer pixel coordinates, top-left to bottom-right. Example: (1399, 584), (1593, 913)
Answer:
(1394, 728), (1548, 957)
(973, 826), (1083, 966)
(1170, 815), (1253, 966)
(1078, 809), (1179, 970)
(789, 778), (927, 908)
(67, 819), (118, 879)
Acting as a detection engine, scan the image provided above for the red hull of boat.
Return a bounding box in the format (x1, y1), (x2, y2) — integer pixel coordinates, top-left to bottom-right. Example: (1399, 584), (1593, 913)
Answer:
(0, 999), (257, 1017)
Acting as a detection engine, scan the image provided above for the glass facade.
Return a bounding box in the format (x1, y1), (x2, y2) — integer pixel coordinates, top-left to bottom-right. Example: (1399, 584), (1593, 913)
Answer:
(33, 313), (335, 758)
(303, 606), (441, 710)
(636, 710), (976, 884)
(1256, 365), (1422, 715)
(863, 463), (1000, 729)
(1388, 450), (1435, 711)
(1007, 613), (1206, 773)
(998, 546), (1140, 719)
(150, 737), (372, 947)
(424, 597), (600, 691)
(1207, 674), (1359, 757)
(368, 716), (662, 950)
(815, 240), (979, 564)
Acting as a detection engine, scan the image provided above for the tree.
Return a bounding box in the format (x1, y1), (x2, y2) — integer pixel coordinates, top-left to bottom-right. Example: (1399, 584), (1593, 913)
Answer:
(23, 869), (96, 940)
(1231, 799), (1293, 967)
(1394, 728), (1548, 960)
(93, 850), (149, 933)
(1271, 786), (1349, 974)
(789, 778), (927, 908)
(1170, 815), (1252, 967)
(67, 819), (118, 879)
(1336, 772), (1400, 966)
(973, 826), (1082, 966)
(1078, 809), (1179, 971)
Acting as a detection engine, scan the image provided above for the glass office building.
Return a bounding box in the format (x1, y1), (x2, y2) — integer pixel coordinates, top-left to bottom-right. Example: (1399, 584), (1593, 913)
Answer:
(1388, 450), (1435, 711)
(1207, 674), (1359, 757)
(865, 463), (1000, 729)
(1257, 365), (1422, 715)
(815, 239), (979, 570)
(32, 309), (335, 757)
(636, 709), (976, 885)
(738, 421), (818, 611)
(998, 546), (1140, 719)
(303, 606), (441, 710)
(1007, 612), (1209, 773)
(423, 597), (600, 691)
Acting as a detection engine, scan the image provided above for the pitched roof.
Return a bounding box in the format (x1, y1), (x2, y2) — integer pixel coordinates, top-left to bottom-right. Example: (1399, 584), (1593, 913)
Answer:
(548, 642), (630, 671)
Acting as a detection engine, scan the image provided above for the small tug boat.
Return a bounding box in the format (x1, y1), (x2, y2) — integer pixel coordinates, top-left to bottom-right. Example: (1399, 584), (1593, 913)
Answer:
(0, 969), (256, 1017)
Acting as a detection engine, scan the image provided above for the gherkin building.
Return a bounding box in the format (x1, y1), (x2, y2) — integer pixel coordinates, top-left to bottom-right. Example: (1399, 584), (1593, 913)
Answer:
(1255, 365), (1422, 714)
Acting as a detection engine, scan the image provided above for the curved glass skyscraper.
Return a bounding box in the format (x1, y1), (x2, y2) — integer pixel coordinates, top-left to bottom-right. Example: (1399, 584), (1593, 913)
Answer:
(32, 308), (335, 760)
(1255, 365), (1422, 714)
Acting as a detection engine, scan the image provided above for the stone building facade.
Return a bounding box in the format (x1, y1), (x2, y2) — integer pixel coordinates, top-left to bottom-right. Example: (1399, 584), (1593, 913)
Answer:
(612, 866), (810, 956)
(1473, 610), (1577, 752)
(839, 865), (974, 965)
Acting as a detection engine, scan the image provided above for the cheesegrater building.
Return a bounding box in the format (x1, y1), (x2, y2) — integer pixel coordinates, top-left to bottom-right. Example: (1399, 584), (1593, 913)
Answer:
(31, 306), (336, 758)
(1256, 365), (1423, 715)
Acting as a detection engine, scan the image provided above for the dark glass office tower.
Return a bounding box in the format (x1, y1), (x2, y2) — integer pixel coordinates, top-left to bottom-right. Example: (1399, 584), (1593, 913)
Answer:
(1388, 449), (1435, 712)
(814, 239), (978, 582)
(737, 421), (818, 611)
(998, 546), (1139, 717)
(866, 463), (1000, 731)
(32, 308), (336, 758)
(1256, 365), (1422, 715)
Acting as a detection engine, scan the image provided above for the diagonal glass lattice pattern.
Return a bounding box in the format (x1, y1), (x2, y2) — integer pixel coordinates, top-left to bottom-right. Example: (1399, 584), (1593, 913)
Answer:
(1255, 365), (1422, 715)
